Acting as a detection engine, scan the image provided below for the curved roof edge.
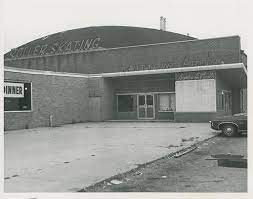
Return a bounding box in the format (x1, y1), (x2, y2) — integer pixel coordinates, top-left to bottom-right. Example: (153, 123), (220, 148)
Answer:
(4, 26), (195, 59)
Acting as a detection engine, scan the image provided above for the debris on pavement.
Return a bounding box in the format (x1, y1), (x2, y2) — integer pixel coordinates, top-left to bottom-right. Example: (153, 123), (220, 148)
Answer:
(217, 158), (247, 168)
(110, 179), (123, 185)
(206, 154), (244, 160)
(133, 171), (143, 176)
(167, 144), (179, 148)
(205, 154), (247, 168)
(82, 136), (247, 192)
(181, 137), (195, 142)
(211, 154), (244, 159)
(173, 145), (197, 158)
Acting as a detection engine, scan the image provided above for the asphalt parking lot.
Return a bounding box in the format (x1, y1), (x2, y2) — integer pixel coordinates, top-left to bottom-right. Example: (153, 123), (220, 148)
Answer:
(83, 134), (247, 192)
(4, 122), (216, 192)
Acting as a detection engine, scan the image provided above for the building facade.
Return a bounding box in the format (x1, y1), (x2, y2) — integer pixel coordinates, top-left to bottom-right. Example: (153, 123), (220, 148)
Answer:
(4, 26), (247, 130)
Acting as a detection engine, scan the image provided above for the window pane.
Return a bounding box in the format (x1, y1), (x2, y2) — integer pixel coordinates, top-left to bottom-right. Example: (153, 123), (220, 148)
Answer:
(159, 93), (175, 111)
(217, 90), (232, 112)
(138, 95), (145, 105)
(146, 95), (153, 105)
(118, 95), (134, 112)
(159, 94), (169, 111)
(4, 82), (32, 111)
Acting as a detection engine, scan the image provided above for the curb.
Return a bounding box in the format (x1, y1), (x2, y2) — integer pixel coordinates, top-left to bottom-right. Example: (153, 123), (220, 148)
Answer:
(79, 133), (218, 192)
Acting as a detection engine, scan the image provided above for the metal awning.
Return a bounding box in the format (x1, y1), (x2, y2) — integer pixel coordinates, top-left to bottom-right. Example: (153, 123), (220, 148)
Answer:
(217, 68), (247, 88)
(101, 63), (247, 79)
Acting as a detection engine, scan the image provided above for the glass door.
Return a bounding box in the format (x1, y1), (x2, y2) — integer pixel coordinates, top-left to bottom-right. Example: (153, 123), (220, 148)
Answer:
(137, 94), (154, 119)
(138, 94), (146, 119)
(146, 94), (154, 119)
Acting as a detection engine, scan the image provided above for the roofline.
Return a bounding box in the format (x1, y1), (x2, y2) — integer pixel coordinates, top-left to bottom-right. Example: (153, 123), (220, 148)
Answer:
(4, 63), (247, 78)
(4, 25), (195, 52)
(4, 35), (240, 61)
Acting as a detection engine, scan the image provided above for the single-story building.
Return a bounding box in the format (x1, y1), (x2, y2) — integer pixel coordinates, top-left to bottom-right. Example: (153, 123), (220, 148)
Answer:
(4, 26), (247, 130)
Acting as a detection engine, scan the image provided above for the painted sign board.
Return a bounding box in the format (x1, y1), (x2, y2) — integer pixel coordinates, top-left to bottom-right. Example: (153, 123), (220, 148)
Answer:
(4, 82), (24, 98)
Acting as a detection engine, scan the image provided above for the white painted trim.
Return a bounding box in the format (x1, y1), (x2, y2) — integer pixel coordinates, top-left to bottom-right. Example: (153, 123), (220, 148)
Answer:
(242, 65), (248, 76)
(116, 91), (175, 95)
(218, 89), (232, 93)
(4, 110), (33, 113)
(4, 35), (239, 61)
(101, 63), (246, 77)
(31, 82), (33, 112)
(153, 91), (176, 94)
(4, 67), (93, 78)
(158, 111), (175, 113)
(4, 63), (246, 78)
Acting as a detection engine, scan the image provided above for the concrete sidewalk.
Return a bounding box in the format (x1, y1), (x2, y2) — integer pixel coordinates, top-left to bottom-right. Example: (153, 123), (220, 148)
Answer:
(4, 122), (216, 192)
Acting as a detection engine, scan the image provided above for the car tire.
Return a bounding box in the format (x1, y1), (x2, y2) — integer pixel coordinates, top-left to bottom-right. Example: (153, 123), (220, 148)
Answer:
(221, 124), (238, 137)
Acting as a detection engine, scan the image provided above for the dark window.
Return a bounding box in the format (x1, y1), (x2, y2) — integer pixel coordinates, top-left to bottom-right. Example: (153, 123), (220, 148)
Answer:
(118, 95), (134, 112)
(146, 95), (153, 105)
(138, 95), (145, 106)
(217, 90), (231, 112)
(4, 82), (32, 111)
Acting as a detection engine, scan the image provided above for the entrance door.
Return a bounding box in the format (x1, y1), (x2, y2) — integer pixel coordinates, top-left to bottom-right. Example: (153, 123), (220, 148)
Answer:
(138, 94), (155, 119)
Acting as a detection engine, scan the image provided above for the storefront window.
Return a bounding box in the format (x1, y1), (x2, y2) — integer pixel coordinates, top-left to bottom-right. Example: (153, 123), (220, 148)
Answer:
(217, 90), (232, 112)
(159, 93), (176, 112)
(117, 95), (134, 112)
(4, 81), (32, 111)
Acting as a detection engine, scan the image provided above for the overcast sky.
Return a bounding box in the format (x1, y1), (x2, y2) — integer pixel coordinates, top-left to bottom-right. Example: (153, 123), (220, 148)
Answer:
(3, 0), (252, 59)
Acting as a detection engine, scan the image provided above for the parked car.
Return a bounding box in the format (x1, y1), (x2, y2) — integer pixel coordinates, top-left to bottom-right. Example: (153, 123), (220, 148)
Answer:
(209, 113), (247, 137)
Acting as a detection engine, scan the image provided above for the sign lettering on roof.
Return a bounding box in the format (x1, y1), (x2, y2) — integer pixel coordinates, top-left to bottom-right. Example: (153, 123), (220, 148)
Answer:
(8, 37), (101, 59)
(121, 51), (227, 72)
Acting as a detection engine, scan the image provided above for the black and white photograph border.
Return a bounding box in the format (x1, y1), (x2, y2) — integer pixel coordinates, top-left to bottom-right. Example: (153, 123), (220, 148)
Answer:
(0, 0), (252, 199)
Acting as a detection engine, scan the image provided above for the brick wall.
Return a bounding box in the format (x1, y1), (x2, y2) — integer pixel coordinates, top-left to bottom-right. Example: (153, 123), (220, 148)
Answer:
(4, 71), (89, 130)
(102, 78), (114, 120)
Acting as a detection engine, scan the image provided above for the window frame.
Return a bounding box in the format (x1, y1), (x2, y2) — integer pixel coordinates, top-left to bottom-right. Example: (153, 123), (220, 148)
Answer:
(217, 89), (232, 112)
(158, 92), (176, 112)
(116, 94), (135, 113)
(4, 80), (33, 113)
